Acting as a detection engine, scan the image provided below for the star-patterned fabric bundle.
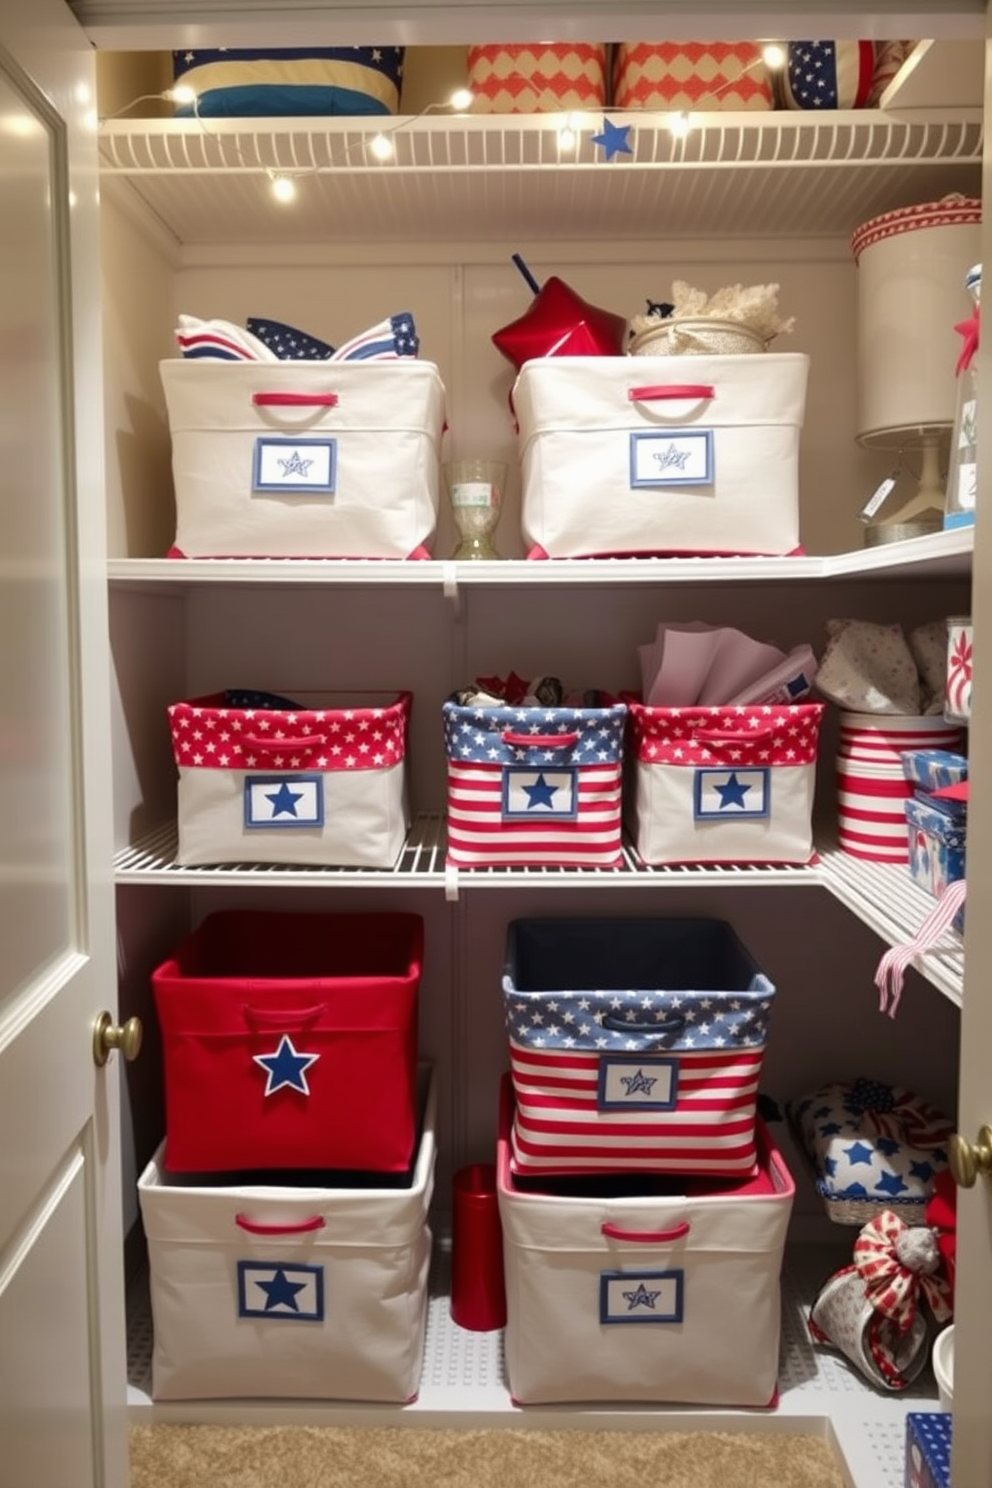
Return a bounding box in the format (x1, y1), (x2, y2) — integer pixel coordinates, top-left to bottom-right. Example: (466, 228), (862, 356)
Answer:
(442, 697), (626, 868)
(171, 46), (405, 117)
(624, 698), (824, 866)
(781, 41), (877, 110)
(175, 312), (419, 364)
(168, 689), (413, 868)
(502, 916), (775, 1178)
(789, 1077), (953, 1224)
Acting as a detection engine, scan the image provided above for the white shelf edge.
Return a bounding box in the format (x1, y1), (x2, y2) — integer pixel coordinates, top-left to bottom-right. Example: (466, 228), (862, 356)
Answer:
(107, 527), (973, 590)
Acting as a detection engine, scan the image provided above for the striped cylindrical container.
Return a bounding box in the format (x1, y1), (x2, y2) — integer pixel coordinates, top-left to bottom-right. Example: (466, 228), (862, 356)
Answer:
(836, 713), (965, 861)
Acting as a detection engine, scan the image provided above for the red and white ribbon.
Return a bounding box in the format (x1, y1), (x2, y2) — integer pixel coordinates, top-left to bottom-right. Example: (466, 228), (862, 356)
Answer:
(854, 1209), (953, 1332)
(873, 879), (967, 1017)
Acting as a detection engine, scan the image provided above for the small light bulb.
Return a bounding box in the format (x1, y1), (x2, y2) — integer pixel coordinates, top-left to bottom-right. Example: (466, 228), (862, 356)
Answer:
(270, 174), (297, 204)
(449, 87), (474, 112)
(558, 125), (576, 150)
(762, 43), (786, 71)
(668, 110), (693, 140)
(369, 132), (394, 161)
(169, 84), (197, 106)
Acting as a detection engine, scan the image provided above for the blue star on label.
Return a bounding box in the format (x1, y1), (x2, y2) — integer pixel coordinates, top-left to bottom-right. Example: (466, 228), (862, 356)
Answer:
(244, 773), (325, 829)
(253, 1034), (320, 1096)
(590, 117), (633, 160)
(237, 1261), (325, 1322)
(277, 450), (315, 479)
(620, 1068), (657, 1098)
(502, 766), (578, 819)
(694, 766), (770, 820)
(600, 1269), (683, 1325)
(267, 781), (305, 816)
(623, 1282), (662, 1311)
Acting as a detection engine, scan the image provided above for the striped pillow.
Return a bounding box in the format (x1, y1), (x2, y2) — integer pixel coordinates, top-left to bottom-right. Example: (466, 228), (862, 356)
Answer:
(172, 47), (405, 118)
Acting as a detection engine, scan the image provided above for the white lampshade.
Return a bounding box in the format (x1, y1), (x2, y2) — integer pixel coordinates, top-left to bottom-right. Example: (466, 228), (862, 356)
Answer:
(852, 196), (982, 447)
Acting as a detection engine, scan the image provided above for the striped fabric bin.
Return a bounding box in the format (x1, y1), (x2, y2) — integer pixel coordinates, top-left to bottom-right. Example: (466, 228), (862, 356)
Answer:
(836, 713), (964, 862)
(502, 917), (775, 1179)
(442, 698), (625, 868)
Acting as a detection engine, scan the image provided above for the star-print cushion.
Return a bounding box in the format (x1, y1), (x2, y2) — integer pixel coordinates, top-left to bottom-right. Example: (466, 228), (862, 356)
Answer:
(789, 1078), (953, 1224)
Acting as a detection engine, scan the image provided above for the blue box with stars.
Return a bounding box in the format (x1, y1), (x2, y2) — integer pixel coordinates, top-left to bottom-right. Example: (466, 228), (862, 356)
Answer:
(906, 1412), (952, 1488)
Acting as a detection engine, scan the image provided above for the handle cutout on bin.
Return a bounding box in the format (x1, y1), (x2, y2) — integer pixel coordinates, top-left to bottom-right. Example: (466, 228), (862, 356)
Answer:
(602, 1012), (685, 1036)
(601, 1221), (691, 1243)
(252, 391), (339, 408)
(235, 1213), (326, 1235)
(628, 384), (715, 403)
(240, 733), (327, 752)
(501, 730), (580, 749)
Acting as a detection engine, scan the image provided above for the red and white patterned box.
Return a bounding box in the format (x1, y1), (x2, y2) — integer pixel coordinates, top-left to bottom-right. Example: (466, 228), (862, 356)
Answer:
(168, 689), (411, 868)
(612, 42), (773, 111)
(152, 909), (423, 1174)
(624, 699), (824, 865)
(467, 43), (607, 113)
(497, 1076), (794, 1406)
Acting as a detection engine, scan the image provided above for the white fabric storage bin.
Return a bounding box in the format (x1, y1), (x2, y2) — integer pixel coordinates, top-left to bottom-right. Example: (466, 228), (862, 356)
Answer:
(160, 359), (446, 558)
(497, 1078), (794, 1406)
(513, 354), (809, 558)
(138, 1066), (436, 1402)
(168, 689), (412, 868)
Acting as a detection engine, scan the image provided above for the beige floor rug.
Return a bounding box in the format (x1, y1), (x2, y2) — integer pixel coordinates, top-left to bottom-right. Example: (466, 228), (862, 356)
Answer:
(129, 1424), (848, 1488)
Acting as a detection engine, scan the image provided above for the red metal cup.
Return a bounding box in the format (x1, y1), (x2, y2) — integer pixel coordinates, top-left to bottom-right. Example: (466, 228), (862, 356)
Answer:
(449, 1162), (507, 1331)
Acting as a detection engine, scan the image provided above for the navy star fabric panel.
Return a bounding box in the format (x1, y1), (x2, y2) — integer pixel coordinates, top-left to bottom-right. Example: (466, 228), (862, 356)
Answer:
(782, 40), (876, 110)
(246, 319), (336, 361)
(502, 916), (776, 1178)
(171, 46), (405, 117)
(150, 908), (423, 1174)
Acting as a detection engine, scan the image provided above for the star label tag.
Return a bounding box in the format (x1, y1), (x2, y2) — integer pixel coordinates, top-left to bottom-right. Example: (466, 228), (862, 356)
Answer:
(244, 774), (325, 829)
(237, 1261), (325, 1322)
(630, 429), (714, 488)
(598, 1056), (679, 1111)
(599, 1269), (684, 1325)
(252, 436), (336, 495)
(693, 767), (770, 821)
(501, 766), (578, 819)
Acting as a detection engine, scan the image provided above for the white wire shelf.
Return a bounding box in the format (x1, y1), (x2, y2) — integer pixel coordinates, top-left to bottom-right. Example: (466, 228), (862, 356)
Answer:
(97, 111), (983, 246)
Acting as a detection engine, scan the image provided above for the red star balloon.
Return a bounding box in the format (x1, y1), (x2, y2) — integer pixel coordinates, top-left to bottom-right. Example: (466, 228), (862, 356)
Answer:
(492, 272), (628, 370)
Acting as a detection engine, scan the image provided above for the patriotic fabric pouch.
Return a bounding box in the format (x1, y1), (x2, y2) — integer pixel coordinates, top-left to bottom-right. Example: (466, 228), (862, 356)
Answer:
(503, 916), (775, 1178)
(175, 312), (419, 364)
(612, 42), (774, 112)
(623, 698), (824, 866)
(138, 1065), (435, 1403)
(159, 356), (444, 558)
(466, 43), (607, 114)
(168, 689), (412, 867)
(808, 1209), (952, 1391)
(780, 41), (877, 110)
(152, 909), (423, 1173)
(513, 355), (808, 559)
(788, 1078), (953, 1225)
(497, 1077), (795, 1407)
(442, 698), (626, 868)
(171, 47), (405, 118)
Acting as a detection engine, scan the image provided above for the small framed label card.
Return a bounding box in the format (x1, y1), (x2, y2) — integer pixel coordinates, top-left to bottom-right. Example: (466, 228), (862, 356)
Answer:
(630, 429), (714, 488)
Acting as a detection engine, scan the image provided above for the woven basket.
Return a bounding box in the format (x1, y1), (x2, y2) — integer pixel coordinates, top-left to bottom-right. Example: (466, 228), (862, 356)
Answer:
(628, 318), (767, 357)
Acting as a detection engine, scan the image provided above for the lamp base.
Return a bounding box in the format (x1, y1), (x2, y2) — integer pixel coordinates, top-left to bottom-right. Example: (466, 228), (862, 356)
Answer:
(864, 513), (944, 547)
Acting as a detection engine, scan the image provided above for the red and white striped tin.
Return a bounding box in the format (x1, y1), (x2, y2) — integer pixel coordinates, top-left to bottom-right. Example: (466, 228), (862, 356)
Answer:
(838, 712), (964, 766)
(836, 713), (965, 861)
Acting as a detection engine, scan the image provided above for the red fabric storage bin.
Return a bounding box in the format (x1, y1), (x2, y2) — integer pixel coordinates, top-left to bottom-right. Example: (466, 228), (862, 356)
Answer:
(152, 909), (423, 1174)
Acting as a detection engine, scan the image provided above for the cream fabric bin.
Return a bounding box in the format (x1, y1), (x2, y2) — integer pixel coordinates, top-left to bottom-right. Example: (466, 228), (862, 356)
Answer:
(514, 354), (809, 558)
(138, 1066), (436, 1402)
(160, 358), (446, 558)
(497, 1077), (794, 1406)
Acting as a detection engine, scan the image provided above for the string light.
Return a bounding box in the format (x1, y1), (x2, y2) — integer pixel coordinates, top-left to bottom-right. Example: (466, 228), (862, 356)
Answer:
(369, 132), (395, 161)
(269, 172), (297, 204)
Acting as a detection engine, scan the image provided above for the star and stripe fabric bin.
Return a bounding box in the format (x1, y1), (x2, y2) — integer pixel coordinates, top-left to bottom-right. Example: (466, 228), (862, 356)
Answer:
(159, 358), (445, 558)
(623, 698), (825, 865)
(513, 355), (809, 558)
(502, 916), (776, 1179)
(138, 1064), (435, 1403)
(168, 688), (412, 868)
(497, 1075), (795, 1406)
(442, 697), (626, 868)
(151, 909), (423, 1174)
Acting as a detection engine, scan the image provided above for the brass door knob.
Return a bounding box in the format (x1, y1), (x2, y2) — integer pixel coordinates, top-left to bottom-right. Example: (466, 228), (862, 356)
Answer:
(93, 1010), (143, 1067)
(948, 1126), (992, 1188)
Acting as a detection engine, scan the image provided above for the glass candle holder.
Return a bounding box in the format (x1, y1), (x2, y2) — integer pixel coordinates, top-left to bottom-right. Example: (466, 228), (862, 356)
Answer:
(444, 459), (506, 560)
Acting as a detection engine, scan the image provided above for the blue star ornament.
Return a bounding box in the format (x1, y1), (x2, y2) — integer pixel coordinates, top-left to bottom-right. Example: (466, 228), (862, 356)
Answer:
(253, 1034), (320, 1096)
(590, 117), (633, 161)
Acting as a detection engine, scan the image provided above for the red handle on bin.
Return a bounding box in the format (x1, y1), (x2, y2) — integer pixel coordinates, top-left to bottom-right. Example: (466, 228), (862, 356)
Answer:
(240, 733), (327, 752)
(235, 1213), (326, 1235)
(501, 730), (580, 748)
(252, 391), (339, 408)
(601, 1221), (691, 1243)
(628, 384), (715, 403)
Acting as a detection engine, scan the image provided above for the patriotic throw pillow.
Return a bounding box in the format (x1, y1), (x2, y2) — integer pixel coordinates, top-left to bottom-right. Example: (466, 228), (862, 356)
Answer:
(782, 41), (877, 109)
(503, 916), (775, 1178)
(176, 313), (419, 363)
(442, 698), (626, 868)
(172, 47), (405, 118)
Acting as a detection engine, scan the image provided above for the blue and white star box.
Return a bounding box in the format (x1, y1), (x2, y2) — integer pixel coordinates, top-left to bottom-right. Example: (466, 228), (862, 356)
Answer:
(168, 688), (412, 870)
(904, 797), (967, 933)
(788, 1077), (954, 1225)
(496, 1075), (795, 1406)
(624, 698), (824, 866)
(171, 46), (405, 118)
(511, 354), (809, 559)
(502, 916), (776, 1180)
(898, 748), (969, 796)
(137, 1064), (436, 1403)
(442, 697), (626, 868)
(159, 358), (445, 559)
(906, 1413), (952, 1488)
(150, 908), (424, 1175)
